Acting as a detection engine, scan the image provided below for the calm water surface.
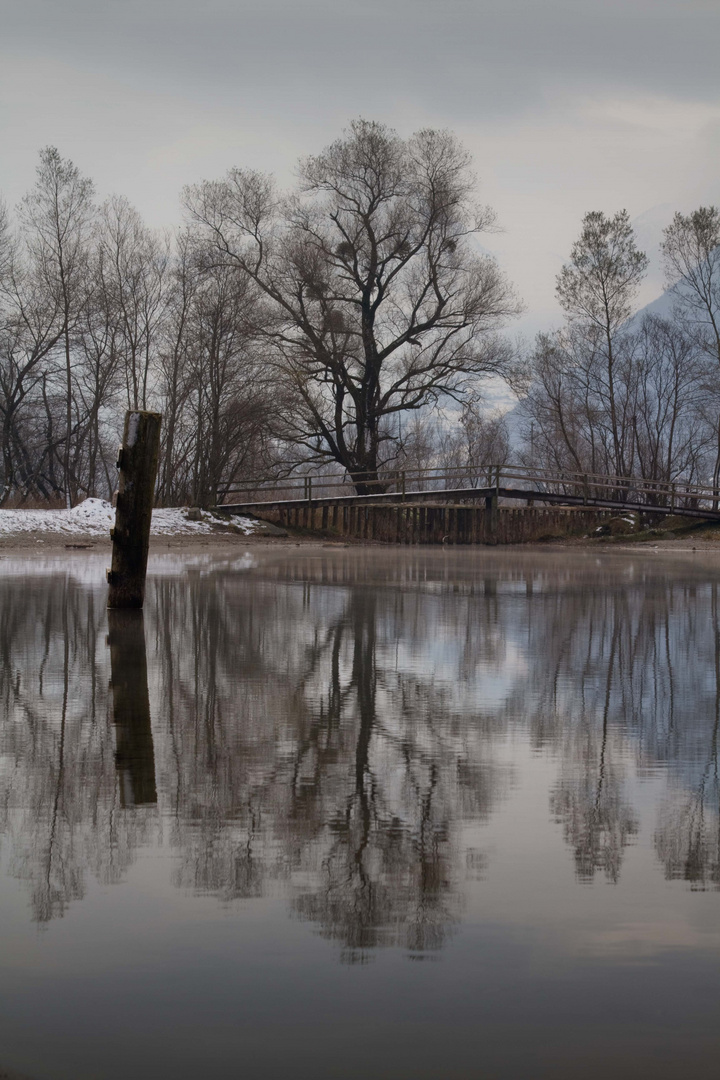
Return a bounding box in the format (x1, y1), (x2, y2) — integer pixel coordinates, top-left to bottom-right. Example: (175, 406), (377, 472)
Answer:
(1, 547), (719, 1079)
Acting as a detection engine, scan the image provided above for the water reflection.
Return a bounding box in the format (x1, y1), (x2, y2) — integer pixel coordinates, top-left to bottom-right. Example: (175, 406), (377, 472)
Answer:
(1, 551), (719, 953)
(152, 576), (502, 961)
(108, 610), (156, 807)
(0, 575), (156, 922)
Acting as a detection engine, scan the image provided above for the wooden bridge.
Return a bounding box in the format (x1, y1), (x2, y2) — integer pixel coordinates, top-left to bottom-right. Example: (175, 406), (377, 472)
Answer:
(218, 464), (720, 519)
(216, 465), (720, 544)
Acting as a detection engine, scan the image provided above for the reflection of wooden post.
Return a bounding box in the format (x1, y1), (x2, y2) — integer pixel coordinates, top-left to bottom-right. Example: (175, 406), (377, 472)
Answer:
(107, 410), (162, 609)
(108, 609), (157, 807)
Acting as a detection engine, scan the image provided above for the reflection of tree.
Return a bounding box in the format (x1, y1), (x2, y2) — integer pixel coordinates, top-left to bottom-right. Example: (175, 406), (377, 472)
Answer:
(488, 561), (720, 885)
(289, 592), (458, 960)
(0, 576), (157, 922)
(656, 773), (720, 890)
(5, 551), (720, 936)
(655, 589), (720, 889)
(550, 723), (638, 883)
(550, 625), (638, 882)
(154, 573), (506, 961)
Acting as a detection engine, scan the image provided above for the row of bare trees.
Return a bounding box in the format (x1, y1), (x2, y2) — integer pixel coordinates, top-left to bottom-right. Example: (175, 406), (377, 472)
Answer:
(2, 122), (719, 507)
(0, 148), (275, 508)
(0, 122), (520, 508)
(520, 208), (720, 493)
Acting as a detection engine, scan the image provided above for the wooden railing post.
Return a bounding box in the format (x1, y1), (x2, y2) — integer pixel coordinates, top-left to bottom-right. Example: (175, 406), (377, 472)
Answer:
(485, 490), (499, 545)
(107, 410), (162, 610)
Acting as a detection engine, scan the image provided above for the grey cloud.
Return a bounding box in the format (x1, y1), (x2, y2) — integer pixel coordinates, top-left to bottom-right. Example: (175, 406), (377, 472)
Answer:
(4, 0), (720, 125)
(3, 0), (718, 323)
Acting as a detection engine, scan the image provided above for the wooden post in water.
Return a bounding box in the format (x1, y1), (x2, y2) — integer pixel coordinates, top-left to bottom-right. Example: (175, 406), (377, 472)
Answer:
(107, 410), (162, 610)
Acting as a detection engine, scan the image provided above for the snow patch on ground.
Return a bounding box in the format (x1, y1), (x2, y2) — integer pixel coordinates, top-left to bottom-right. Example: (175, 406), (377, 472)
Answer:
(0, 498), (258, 537)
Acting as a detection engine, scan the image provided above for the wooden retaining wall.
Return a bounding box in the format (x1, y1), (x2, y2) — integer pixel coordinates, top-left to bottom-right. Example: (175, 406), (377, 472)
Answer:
(266, 503), (613, 545)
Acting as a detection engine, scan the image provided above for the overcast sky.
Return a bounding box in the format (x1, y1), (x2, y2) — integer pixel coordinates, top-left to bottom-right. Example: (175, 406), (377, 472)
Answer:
(2, 0), (719, 335)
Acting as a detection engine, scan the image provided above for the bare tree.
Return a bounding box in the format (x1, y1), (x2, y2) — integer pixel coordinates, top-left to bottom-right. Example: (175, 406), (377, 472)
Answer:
(519, 324), (632, 477)
(185, 120), (519, 494)
(154, 241), (276, 507)
(71, 268), (123, 499)
(555, 210), (648, 478)
(183, 260), (273, 507)
(0, 203), (66, 505)
(520, 309), (711, 493)
(18, 148), (95, 506)
(631, 315), (711, 489)
(393, 410), (442, 480)
(662, 207), (720, 497)
(95, 195), (169, 411)
(437, 396), (510, 486)
(156, 230), (197, 504)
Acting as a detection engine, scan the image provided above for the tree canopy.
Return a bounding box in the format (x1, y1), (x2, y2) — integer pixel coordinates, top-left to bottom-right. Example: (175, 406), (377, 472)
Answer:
(185, 119), (519, 493)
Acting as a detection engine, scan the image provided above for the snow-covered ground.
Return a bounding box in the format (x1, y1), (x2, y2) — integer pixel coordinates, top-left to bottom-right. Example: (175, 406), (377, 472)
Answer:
(0, 498), (258, 538)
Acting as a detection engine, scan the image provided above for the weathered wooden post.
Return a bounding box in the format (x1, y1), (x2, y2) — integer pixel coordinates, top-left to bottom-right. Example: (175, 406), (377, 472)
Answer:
(107, 410), (162, 609)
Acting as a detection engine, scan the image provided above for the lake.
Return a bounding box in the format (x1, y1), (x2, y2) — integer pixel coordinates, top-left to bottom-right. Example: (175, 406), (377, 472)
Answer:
(0, 546), (719, 1079)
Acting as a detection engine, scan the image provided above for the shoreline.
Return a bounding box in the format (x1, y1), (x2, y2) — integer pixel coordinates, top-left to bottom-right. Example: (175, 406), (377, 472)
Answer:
(3, 496), (720, 560)
(2, 526), (720, 559)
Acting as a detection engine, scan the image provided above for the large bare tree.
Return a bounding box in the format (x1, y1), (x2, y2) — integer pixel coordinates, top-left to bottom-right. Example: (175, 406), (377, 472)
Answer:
(185, 120), (519, 493)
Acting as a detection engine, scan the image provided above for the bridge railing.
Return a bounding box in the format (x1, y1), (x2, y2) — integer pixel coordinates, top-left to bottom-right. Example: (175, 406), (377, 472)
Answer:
(220, 464), (719, 512)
